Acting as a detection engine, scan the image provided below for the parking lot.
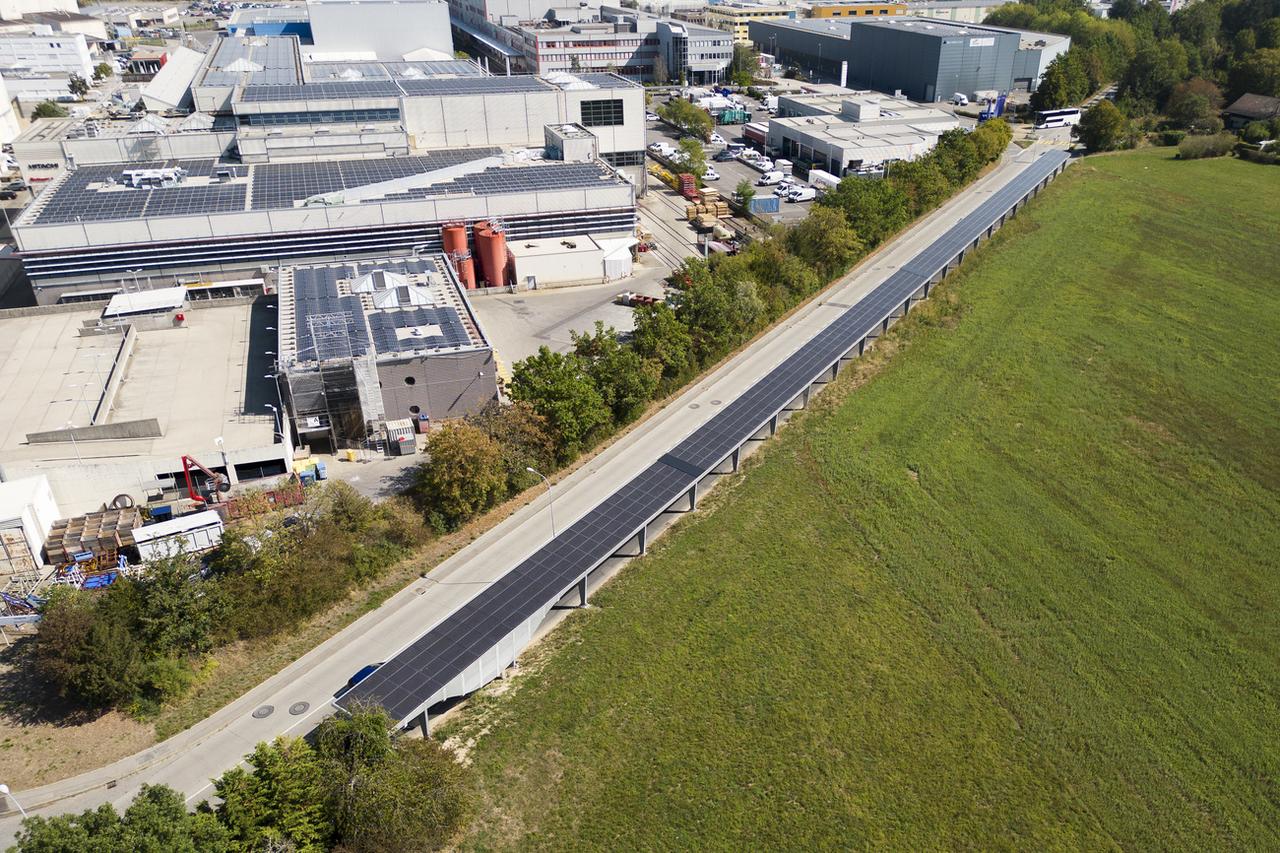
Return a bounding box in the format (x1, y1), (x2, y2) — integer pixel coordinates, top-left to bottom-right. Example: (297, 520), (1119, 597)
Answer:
(645, 120), (814, 225)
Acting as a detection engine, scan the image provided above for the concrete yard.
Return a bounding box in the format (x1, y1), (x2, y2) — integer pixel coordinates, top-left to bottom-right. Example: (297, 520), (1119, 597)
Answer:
(0, 298), (284, 513)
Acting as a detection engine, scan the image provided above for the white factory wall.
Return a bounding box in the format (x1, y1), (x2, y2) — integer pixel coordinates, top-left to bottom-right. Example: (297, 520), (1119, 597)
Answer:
(0, 475), (59, 563)
(508, 234), (606, 287)
(0, 0), (75, 22)
(0, 31), (91, 78)
(307, 0), (453, 60)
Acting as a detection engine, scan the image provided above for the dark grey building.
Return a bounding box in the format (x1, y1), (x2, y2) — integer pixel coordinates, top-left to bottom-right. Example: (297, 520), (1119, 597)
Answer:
(750, 17), (1067, 102)
(277, 255), (498, 452)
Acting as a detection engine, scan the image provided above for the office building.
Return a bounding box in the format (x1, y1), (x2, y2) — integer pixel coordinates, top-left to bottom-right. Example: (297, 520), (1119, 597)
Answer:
(0, 29), (92, 79)
(703, 1), (797, 43)
(806, 2), (906, 18)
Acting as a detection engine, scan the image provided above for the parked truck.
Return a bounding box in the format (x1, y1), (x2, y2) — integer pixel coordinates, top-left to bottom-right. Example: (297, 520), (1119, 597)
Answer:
(808, 169), (841, 191)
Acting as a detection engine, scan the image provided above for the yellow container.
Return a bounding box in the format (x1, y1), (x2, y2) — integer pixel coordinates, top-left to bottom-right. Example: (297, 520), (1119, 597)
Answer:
(344, 448), (357, 462)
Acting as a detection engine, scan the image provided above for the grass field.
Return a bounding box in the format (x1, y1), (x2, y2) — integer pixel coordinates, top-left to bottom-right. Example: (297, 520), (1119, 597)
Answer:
(442, 148), (1280, 850)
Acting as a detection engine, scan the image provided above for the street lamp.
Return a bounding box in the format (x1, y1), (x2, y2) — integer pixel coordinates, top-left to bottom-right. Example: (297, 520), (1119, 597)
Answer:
(525, 467), (556, 537)
(0, 783), (28, 819)
(263, 403), (283, 437)
(63, 422), (83, 465)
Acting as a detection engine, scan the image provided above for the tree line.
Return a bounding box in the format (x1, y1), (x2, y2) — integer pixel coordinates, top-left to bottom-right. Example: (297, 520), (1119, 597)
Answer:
(411, 120), (1014, 532)
(32, 484), (428, 712)
(9, 706), (472, 853)
(989, 0), (1280, 152)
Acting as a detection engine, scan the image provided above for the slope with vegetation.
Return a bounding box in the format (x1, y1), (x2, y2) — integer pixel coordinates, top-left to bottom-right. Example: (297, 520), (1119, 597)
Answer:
(442, 149), (1280, 848)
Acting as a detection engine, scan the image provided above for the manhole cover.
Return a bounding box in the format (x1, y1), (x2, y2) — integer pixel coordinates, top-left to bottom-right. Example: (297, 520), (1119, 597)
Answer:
(689, 403), (700, 409)
(289, 702), (310, 716)
(251, 705), (274, 719)
(711, 400), (722, 405)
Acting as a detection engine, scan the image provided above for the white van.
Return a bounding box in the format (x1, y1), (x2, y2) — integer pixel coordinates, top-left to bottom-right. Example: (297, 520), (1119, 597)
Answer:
(756, 170), (785, 186)
(786, 186), (816, 202)
(773, 158), (793, 174)
(952, 93), (969, 106)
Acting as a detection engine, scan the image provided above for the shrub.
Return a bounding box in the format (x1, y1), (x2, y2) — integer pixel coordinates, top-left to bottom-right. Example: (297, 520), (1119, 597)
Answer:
(1159, 129), (1186, 146)
(1177, 132), (1237, 159)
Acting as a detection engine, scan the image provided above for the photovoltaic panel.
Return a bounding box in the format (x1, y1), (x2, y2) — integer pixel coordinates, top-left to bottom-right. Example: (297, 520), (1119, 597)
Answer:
(338, 151), (1071, 724)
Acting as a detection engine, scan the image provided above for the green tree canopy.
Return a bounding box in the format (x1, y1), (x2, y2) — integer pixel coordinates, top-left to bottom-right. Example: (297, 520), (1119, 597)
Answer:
(413, 421), (508, 529)
(657, 97), (714, 139)
(571, 322), (662, 425)
(1074, 99), (1129, 151)
(466, 399), (557, 492)
(631, 301), (694, 382)
(12, 785), (232, 853)
(509, 346), (611, 462)
(31, 101), (67, 118)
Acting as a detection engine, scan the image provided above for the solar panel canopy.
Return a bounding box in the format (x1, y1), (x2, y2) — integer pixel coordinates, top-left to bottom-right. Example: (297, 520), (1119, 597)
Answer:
(337, 151), (1071, 724)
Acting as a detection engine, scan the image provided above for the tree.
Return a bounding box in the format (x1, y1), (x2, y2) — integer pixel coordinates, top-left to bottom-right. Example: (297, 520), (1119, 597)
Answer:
(93, 62), (114, 81)
(33, 587), (146, 708)
(657, 97), (714, 139)
(888, 158), (952, 215)
(31, 101), (67, 118)
(1240, 119), (1274, 142)
(734, 178), (755, 209)
(729, 42), (760, 86)
(1120, 39), (1189, 110)
(932, 127), (982, 184)
(571, 322), (661, 424)
(785, 205), (864, 279)
(653, 52), (670, 86)
(1228, 47), (1280, 98)
(214, 737), (330, 852)
(1165, 77), (1224, 131)
(12, 785), (231, 853)
(466, 400), (557, 492)
(631, 302), (694, 382)
(817, 176), (910, 247)
(412, 421), (507, 529)
(314, 707), (473, 853)
(1031, 53), (1083, 111)
(67, 74), (89, 98)
(675, 136), (707, 177)
(134, 553), (225, 658)
(1073, 99), (1128, 151)
(509, 346), (611, 461)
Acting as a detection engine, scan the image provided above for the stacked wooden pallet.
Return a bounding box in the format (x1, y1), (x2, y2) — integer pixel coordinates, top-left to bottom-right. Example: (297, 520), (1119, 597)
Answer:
(685, 201), (731, 221)
(45, 508), (141, 565)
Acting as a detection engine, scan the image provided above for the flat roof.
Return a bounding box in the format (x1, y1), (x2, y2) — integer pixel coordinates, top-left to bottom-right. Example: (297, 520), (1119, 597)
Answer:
(0, 303), (275, 466)
(18, 150), (623, 226)
(278, 255), (489, 365)
(303, 58), (484, 82)
(849, 16), (1024, 37)
(197, 35), (303, 88)
(233, 69), (638, 103)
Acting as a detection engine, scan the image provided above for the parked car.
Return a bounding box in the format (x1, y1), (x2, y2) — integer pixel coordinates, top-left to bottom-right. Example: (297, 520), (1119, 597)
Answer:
(648, 142), (675, 157)
(0, 190), (15, 200)
(709, 132), (726, 145)
(703, 167), (720, 181)
(756, 170), (785, 186)
(713, 149), (736, 162)
(6, 180), (26, 192)
(646, 111), (659, 121)
(785, 186), (817, 202)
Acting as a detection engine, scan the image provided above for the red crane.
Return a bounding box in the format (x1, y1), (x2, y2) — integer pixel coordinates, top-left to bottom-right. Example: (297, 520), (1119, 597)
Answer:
(181, 455), (230, 504)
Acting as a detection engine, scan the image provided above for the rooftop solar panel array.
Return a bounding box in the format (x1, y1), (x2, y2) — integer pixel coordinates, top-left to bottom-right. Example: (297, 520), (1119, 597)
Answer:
(368, 306), (471, 353)
(291, 265), (371, 360)
(380, 161), (615, 202)
(249, 149), (501, 209)
(31, 160), (251, 225)
(201, 36), (300, 87)
(240, 80), (402, 101)
(338, 150), (1072, 723)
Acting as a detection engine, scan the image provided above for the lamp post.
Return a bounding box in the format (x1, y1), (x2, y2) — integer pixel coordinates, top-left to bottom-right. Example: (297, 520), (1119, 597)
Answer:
(63, 422), (83, 465)
(525, 467), (556, 538)
(1, 783), (29, 819)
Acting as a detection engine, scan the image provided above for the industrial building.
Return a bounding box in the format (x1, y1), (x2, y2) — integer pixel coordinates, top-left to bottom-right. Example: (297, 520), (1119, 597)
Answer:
(276, 254), (497, 450)
(750, 16), (1069, 100)
(806, 2), (906, 19)
(0, 290), (288, 515)
(765, 87), (958, 173)
(703, 1), (797, 43)
(11, 144), (638, 304)
(0, 27), (92, 78)
(0, 0), (75, 23)
(451, 1), (733, 82)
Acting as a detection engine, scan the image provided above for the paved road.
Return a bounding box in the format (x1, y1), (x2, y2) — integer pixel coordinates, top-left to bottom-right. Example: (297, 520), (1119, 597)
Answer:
(0, 142), (1056, 842)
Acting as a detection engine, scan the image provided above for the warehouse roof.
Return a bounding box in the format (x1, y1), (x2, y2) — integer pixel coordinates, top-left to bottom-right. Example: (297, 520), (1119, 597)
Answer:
(196, 35), (303, 88)
(18, 150), (624, 226)
(277, 256), (489, 366)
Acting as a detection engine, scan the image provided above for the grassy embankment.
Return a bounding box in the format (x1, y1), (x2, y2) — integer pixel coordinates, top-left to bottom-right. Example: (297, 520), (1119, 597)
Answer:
(444, 148), (1280, 849)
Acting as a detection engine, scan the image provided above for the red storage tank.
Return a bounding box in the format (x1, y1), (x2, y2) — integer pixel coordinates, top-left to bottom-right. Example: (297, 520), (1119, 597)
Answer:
(455, 253), (477, 289)
(474, 220), (508, 288)
(473, 223), (494, 285)
(441, 222), (467, 256)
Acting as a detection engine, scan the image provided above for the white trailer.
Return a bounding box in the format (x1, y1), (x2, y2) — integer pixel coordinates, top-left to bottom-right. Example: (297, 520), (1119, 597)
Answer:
(808, 169), (841, 191)
(132, 510), (224, 562)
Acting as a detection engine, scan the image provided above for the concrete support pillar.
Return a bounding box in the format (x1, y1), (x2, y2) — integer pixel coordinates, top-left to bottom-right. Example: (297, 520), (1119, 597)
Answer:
(858, 337), (867, 356)
(769, 415), (778, 436)
(577, 576), (587, 607)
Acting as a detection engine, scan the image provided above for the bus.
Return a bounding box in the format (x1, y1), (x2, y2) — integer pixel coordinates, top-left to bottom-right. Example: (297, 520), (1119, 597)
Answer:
(1035, 108), (1082, 129)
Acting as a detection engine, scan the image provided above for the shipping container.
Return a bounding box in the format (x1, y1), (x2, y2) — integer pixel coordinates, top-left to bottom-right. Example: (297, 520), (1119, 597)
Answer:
(748, 195), (780, 215)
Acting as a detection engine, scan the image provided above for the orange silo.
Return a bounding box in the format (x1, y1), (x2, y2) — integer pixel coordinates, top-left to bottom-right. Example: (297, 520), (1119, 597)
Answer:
(455, 253), (477, 289)
(474, 220), (508, 288)
(441, 222), (468, 256)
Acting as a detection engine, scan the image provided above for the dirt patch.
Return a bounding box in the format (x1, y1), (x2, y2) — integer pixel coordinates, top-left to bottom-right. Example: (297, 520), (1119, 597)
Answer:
(0, 643), (155, 789)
